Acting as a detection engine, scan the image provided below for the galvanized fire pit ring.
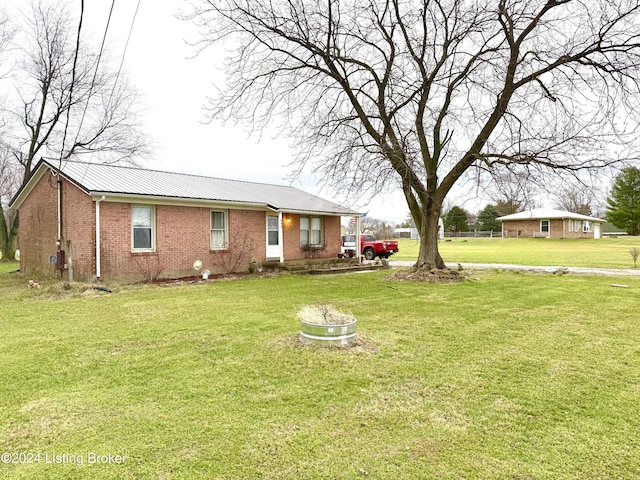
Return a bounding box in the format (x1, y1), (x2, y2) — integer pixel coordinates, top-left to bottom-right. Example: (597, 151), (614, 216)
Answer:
(299, 319), (357, 346)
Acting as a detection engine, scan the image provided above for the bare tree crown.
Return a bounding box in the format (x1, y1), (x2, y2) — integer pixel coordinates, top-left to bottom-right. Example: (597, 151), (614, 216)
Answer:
(187, 0), (640, 269)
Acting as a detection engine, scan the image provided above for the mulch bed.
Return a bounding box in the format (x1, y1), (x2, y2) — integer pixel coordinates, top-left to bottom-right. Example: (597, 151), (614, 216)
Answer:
(388, 267), (466, 283)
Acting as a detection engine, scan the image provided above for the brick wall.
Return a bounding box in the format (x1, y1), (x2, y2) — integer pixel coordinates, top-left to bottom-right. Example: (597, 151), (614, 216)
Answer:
(98, 205), (270, 280)
(97, 206), (341, 280)
(18, 173), (97, 279)
(18, 172), (59, 277)
(282, 214), (341, 260)
(61, 178), (96, 279)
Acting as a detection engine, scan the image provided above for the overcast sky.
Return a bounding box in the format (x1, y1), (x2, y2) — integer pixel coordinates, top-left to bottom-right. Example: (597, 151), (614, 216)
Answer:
(3, 0), (518, 223)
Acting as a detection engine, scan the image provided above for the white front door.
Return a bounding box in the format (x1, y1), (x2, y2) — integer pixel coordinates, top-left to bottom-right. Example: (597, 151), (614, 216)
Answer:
(266, 215), (280, 258)
(594, 223), (601, 239)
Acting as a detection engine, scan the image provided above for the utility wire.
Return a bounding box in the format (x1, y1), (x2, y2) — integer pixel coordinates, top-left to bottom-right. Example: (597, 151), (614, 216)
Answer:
(79, 0), (142, 184)
(68, 0), (118, 168)
(58, 0), (84, 172)
(109, 0), (142, 106)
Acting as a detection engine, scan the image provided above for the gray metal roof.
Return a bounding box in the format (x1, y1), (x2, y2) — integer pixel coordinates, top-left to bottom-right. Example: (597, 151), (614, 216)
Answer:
(497, 208), (604, 222)
(48, 160), (356, 215)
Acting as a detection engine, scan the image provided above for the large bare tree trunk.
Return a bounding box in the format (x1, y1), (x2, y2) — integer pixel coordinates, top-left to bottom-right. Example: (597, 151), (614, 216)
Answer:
(416, 205), (445, 271)
(0, 206), (17, 261)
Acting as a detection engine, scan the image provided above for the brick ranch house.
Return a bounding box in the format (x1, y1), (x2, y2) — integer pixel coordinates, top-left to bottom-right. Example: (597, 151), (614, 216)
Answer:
(497, 208), (605, 239)
(10, 160), (357, 281)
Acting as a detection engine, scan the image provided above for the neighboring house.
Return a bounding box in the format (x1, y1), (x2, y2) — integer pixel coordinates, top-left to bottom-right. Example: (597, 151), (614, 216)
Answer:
(497, 208), (605, 239)
(394, 228), (411, 238)
(9, 160), (356, 281)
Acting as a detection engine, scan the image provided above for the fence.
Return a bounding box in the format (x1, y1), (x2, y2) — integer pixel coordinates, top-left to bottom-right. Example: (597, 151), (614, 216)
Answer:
(443, 231), (499, 238)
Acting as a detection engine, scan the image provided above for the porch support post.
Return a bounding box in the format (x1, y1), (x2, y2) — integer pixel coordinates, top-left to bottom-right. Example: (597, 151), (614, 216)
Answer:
(278, 211), (284, 263)
(356, 214), (362, 264)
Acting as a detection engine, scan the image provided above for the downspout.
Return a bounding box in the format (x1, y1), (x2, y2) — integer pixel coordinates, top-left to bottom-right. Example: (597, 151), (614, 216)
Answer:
(57, 178), (62, 247)
(56, 175), (66, 274)
(95, 196), (105, 279)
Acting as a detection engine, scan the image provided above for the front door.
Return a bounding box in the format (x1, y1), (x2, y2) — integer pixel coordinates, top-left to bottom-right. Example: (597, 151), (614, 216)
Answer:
(266, 215), (280, 259)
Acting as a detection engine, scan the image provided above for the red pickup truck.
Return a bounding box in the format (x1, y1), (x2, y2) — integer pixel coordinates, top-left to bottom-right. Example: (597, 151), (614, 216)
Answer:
(340, 234), (399, 260)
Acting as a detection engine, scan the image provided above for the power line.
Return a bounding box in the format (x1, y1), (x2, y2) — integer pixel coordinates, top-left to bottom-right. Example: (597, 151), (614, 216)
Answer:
(68, 0), (118, 168)
(58, 0), (84, 171)
(78, 0), (143, 184)
(109, 0), (142, 106)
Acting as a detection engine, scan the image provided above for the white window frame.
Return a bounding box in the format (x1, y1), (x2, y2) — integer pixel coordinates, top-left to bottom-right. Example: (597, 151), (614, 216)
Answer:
(540, 220), (550, 233)
(210, 210), (229, 250)
(583, 221), (591, 233)
(131, 205), (156, 252)
(300, 216), (323, 247)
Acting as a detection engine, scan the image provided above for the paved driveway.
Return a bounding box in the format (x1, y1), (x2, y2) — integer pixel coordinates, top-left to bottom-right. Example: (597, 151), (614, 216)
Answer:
(389, 261), (640, 277)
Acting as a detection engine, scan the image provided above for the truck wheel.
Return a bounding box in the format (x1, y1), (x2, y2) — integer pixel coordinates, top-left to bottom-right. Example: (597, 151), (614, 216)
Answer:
(363, 248), (375, 260)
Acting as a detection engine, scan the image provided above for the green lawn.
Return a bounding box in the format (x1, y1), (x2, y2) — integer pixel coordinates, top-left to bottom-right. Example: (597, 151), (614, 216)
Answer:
(0, 262), (19, 275)
(394, 236), (640, 268)
(1, 268), (640, 479)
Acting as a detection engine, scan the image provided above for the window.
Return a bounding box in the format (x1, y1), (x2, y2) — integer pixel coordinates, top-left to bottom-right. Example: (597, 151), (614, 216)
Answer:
(267, 216), (279, 247)
(540, 220), (549, 233)
(300, 216), (323, 246)
(583, 221), (591, 233)
(211, 210), (228, 249)
(132, 206), (155, 251)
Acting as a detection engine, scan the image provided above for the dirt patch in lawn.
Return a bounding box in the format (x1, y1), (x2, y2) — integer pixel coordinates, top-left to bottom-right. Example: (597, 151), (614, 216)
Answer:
(388, 267), (467, 283)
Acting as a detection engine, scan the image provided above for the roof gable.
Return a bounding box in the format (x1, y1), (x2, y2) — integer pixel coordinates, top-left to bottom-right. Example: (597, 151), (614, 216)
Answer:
(11, 160), (356, 216)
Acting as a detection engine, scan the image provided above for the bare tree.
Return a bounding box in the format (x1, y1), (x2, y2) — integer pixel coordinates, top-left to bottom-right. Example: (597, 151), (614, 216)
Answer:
(360, 216), (394, 238)
(7, 1), (149, 178)
(0, 7), (14, 134)
(0, 1), (150, 260)
(0, 9), (12, 75)
(554, 183), (593, 216)
(0, 144), (20, 259)
(0, 8), (17, 259)
(187, 0), (640, 270)
(488, 170), (539, 215)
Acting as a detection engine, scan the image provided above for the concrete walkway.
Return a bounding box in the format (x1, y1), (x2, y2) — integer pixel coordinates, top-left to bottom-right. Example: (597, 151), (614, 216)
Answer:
(389, 260), (640, 277)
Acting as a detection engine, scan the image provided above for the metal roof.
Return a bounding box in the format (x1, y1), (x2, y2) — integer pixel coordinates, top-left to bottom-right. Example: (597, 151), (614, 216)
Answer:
(33, 160), (356, 216)
(497, 208), (604, 223)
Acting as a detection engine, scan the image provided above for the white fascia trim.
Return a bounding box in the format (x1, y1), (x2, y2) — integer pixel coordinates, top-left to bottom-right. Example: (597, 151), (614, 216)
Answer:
(89, 193), (268, 211)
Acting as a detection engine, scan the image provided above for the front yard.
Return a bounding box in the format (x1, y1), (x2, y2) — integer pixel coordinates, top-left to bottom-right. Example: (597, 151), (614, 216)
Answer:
(1, 268), (639, 479)
(394, 236), (640, 268)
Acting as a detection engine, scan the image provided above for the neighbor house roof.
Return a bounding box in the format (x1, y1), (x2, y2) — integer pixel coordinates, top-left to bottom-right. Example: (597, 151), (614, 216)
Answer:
(10, 159), (357, 216)
(496, 208), (604, 223)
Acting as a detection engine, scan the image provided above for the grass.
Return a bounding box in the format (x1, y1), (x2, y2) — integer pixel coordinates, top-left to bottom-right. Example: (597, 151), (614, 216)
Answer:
(1, 268), (640, 479)
(393, 236), (640, 268)
(0, 261), (20, 275)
